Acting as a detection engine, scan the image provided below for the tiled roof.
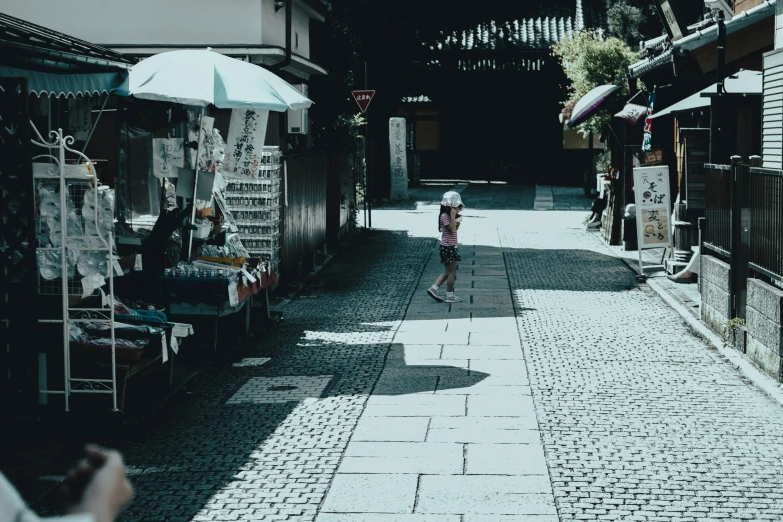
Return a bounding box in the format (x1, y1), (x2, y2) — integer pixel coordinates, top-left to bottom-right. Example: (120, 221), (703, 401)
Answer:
(0, 12), (131, 70)
(434, 0), (606, 52)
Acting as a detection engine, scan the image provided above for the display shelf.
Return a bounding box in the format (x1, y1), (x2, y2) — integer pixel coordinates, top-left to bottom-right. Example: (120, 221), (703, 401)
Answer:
(32, 123), (119, 412)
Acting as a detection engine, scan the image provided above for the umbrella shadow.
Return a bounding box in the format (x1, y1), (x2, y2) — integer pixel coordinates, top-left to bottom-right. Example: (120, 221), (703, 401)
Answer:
(372, 344), (489, 395)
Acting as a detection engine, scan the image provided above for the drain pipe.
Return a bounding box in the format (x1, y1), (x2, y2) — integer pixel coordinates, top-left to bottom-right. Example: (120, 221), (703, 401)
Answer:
(272, 0), (293, 71)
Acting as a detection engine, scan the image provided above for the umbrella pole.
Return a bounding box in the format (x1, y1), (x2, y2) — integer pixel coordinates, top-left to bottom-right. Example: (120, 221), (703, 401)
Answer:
(187, 108), (206, 263)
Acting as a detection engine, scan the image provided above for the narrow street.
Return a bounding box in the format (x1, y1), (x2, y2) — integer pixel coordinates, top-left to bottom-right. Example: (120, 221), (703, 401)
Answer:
(21, 184), (783, 521)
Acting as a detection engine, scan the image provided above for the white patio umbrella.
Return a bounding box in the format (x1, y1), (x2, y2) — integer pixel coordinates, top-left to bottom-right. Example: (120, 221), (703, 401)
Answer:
(127, 49), (313, 259)
(128, 49), (312, 111)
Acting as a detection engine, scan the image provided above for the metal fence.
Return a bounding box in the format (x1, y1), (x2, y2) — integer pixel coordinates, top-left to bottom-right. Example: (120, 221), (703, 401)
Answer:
(703, 163), (733, 258)
(748, 166), (783, 282)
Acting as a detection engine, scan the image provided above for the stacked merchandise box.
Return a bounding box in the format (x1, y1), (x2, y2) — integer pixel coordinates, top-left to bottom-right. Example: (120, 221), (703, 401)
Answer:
(224, 147), (282, 278)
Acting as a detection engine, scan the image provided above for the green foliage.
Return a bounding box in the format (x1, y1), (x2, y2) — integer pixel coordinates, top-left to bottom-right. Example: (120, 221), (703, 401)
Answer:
(553, 31), (640, 137)
(607, 1), (645, 45)
(596, 148), (612, 173)
(606, 0), (663, 47)
(314, 113), (367, 154)
(722, 317), (746, 349)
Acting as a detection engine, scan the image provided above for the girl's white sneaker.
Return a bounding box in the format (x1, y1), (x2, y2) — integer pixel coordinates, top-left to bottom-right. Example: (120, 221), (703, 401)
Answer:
(427, 286), (444, 302)
(445, 293), (463, 303)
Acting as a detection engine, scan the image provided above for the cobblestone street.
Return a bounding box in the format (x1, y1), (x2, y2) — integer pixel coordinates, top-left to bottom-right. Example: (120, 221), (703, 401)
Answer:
(12, 184), (783, 521)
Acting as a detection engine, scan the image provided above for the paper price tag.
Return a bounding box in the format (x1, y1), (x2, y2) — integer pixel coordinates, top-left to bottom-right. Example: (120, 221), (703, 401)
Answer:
(171, 335), (179, 355)
(241, 267), (257, 284)
(113, 258), (124, 276)
(228, 283), (239, 306)
(134, 254), (143, 271)
(161, 333), (169, 363)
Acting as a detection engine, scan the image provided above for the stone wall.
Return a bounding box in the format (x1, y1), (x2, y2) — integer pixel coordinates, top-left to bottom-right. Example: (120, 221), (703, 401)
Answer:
(700, 255), (732, 333)
(746, 279), (783, 381)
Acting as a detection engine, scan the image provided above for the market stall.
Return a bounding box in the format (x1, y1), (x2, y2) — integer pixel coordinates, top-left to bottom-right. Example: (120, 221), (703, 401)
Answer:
(3, 47), (310, 413)
(115, 50), (310, 353)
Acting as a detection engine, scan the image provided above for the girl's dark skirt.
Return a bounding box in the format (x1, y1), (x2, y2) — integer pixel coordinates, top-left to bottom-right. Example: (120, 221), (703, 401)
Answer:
(439, 245), (461, 265)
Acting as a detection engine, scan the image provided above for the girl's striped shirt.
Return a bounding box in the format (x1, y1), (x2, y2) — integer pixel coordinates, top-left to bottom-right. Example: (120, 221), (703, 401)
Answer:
(440, 213), (458, 246)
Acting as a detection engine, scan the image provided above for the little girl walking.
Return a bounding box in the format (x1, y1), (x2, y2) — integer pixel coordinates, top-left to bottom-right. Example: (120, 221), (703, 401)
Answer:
(427, 191), (464, 303)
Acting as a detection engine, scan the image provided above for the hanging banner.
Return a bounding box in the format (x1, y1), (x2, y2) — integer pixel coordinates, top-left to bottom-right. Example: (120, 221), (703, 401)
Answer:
(225, 109), (270, 178)
(615, 103), (646, 125)
(152, 138), (185, 178)
(634, 166), (672, 250)
(389, 117), (408, 200)
(68, 98), (92, 140)
(642, 92), (656, 152)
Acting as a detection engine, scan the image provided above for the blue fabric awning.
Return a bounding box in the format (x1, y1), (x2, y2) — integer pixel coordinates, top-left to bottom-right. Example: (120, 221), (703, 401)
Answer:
(0, 65), (129, 98)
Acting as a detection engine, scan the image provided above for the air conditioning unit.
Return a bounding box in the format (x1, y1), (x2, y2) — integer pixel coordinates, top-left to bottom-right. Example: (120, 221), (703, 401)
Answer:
(287, 84), (309, 135)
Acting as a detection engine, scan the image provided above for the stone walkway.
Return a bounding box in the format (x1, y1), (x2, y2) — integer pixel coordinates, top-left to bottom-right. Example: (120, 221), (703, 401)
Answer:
(317, 240), (557, 520)
(11, 183), (783, 521)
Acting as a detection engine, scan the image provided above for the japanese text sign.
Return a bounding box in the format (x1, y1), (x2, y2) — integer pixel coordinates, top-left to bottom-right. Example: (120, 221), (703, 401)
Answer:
(389, 117), (408, 199)
(225, 109), (270, 179)
(633, 166), (672, 249)
(68, 97), (92, 140)
(152, 138), (185, 178)
(352, 90), (375, 113)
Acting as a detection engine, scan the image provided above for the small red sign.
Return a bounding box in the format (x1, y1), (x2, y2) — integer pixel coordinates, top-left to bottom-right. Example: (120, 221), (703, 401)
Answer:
(352, 90), (375, 113)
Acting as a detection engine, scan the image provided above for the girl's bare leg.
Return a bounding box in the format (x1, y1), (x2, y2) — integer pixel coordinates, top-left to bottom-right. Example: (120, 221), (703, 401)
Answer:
(446, 262), (457, 292)
(434, 272), (448, 287)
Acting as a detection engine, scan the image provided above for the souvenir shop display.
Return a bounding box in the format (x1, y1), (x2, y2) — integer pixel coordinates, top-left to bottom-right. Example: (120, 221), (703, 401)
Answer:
(32, 122), (121, 411)
(223, 146), (282, 277)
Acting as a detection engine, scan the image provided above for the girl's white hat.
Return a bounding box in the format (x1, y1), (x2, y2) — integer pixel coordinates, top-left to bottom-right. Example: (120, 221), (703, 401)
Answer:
(441, 191), (464, 208)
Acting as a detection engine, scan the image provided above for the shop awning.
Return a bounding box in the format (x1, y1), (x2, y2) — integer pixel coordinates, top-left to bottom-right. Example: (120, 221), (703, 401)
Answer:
(652, 70), (762, 119)
(0, 65), (129, 98)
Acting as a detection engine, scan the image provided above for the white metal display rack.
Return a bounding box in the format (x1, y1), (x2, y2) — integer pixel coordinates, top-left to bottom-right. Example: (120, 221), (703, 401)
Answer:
(224, 147), (282, 275)
(31, 123), (118, 412)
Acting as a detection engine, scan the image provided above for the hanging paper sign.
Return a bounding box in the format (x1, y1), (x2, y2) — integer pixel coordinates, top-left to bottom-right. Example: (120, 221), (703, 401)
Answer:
(152, 138), (185, 178)
(642, 93), (656, 152)
(615, 103), (646, 125)
(634, 166), (672, 250)
(228, 283), (239, 306)
(68, 98), (92, 140)
(389, 117), (408, 200)
(189, 116), (215, 168)
(225, 109), (270, 178)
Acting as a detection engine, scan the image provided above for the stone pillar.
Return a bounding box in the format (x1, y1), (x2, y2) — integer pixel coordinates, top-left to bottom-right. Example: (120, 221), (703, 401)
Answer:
(668, 202), (696, 275)
(747, 279), (783, 381)
(389, 117), (409, 200)
(700, 255), (732, 333)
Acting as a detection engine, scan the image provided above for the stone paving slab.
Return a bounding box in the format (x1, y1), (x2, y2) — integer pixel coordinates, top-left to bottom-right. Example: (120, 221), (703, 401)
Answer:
(338, 455), (462, 474)
(467, 394), (536, 417)
(426, 417), (541, 442)
(441, 345), (523, 359)
(362, 398), (466, 417)
(416, 476), (557, 515)
(405, 358), (470, 369)
(466, 443), (549, 475)
(320, 474), (417, 514)
(316, 513), (460, 522)
(351, 417), (430, 442)
(462, 515), (560, 522)
(344, 441), (463, 459)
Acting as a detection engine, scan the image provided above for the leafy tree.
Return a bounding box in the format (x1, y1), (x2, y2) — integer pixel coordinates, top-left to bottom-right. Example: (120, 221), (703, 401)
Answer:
(606, 0), (664, 47)
(553, 31), (641, 137)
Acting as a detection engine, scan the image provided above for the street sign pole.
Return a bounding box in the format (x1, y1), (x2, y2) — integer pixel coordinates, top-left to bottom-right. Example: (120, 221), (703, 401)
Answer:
(365, 62), (372, 229)
(351, 78), (376, 231)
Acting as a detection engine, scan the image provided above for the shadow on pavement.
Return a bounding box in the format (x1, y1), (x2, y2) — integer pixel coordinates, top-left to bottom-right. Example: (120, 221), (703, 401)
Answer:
(4, 229), (635, 522)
